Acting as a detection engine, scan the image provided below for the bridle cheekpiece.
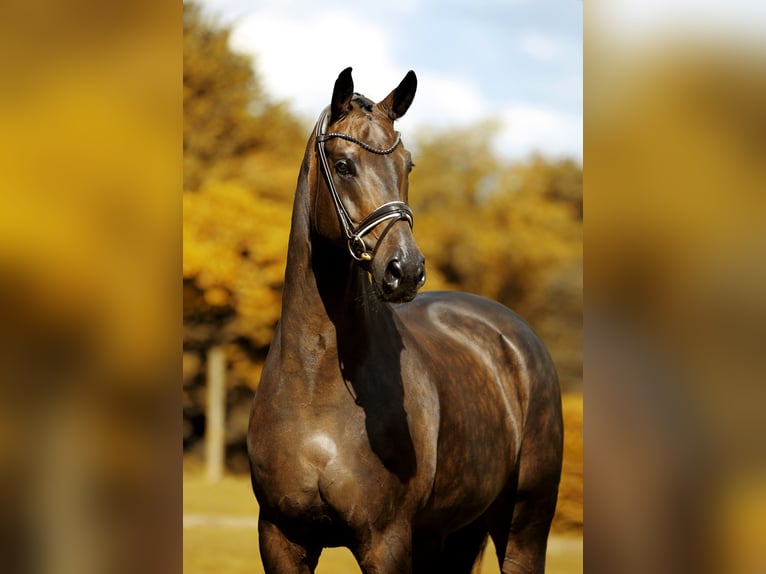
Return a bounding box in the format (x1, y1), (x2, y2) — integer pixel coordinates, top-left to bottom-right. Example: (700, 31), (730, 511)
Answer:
(315, 107), (414, 262)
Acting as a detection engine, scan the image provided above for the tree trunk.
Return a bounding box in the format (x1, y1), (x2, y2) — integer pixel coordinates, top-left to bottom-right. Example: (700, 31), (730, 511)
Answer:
(205, 345), (226, 482)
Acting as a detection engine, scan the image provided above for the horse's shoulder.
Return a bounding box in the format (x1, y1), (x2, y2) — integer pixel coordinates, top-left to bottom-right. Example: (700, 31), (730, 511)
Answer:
(398, 290), (528, 329)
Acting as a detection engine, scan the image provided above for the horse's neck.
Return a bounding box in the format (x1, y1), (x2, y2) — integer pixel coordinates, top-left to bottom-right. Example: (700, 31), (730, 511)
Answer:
(278, 176), (382, 375)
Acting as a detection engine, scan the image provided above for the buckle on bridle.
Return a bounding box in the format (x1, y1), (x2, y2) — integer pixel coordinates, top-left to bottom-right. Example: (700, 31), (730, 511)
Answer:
(349, 236), (373, 262)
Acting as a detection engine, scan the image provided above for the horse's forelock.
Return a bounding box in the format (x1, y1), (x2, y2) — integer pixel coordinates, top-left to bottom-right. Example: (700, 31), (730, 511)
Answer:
(351, 93), (374, 113)
(331, 94), (397, 147)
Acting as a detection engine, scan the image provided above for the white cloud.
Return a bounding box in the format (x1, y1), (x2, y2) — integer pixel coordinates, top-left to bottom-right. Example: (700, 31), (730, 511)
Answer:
(402, 71), (489, 131)
(227, 9), (491, 138)
(229, 10), (405, 122)
(520, 32), (561, 61)
(497, 104), (582, 160)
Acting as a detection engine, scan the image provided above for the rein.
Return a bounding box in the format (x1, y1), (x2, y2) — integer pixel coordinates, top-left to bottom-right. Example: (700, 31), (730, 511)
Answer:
(315, 107), (414, 262)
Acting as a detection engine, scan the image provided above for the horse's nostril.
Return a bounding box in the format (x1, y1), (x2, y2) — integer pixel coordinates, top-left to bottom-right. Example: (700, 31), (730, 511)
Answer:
(386, 259), (403, 281)
(417, 266), (426, 287)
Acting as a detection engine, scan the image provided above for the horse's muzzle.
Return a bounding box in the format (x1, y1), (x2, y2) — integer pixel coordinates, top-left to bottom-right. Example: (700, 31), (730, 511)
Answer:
(381, 253), (426, 303)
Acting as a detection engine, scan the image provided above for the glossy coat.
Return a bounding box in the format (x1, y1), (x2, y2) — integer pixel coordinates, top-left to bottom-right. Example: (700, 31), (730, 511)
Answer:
(248, 69), (563, 574)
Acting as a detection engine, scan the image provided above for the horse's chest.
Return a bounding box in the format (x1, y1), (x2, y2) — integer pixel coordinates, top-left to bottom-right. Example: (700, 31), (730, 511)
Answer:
(259, 398), (433, 539)
(249, 403), (373, 519)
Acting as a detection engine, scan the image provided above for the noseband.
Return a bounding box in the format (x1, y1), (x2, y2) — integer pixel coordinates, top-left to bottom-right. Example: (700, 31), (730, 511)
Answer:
(315, 107), (414, 262)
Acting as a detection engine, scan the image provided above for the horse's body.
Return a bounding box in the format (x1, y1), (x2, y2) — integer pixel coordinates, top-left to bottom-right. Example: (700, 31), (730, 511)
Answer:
(248, 69), (563, 574)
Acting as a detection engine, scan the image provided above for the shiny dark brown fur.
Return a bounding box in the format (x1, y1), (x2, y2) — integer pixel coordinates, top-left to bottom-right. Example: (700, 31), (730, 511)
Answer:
(248, 68), (563, 574)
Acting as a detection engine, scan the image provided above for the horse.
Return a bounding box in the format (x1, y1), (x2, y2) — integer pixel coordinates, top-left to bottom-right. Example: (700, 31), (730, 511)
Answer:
(247, 68), (563, 574)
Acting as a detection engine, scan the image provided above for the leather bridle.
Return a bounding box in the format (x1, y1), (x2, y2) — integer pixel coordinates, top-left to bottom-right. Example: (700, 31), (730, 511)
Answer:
(315, 107), (414, 262)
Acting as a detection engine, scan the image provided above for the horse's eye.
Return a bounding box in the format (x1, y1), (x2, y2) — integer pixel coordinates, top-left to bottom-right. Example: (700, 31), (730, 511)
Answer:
(408, 161), (415, 173)
(335, 159), (355, 177)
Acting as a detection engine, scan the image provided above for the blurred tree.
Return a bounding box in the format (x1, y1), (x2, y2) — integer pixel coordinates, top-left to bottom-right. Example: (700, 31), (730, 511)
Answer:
(183, 1), (258, 191)
(407, 122), (502, 291)
(183, 0), (304, 353)
(183, 180), (290, 349)
(183, 2), (305, 458)
(183, 1), (304, 192)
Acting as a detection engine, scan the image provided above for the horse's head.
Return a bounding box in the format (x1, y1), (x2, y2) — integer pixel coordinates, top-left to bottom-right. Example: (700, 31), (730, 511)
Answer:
(312, 67), (425, 303)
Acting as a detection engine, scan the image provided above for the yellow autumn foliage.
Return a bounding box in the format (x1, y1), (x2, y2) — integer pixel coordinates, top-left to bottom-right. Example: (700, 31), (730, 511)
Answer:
(184, 180), (291, 348)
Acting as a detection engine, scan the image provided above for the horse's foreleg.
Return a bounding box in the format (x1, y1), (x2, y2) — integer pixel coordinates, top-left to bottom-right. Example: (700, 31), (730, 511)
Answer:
(258, 515), (320, 574)
(354, 522), (413, 574)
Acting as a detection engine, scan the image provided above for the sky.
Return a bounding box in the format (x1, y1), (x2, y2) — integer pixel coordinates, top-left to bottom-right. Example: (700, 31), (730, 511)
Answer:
(196, 0), (583, 162)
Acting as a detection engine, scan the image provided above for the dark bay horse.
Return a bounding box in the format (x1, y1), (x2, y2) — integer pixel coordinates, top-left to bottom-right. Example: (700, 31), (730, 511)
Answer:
(247, 68), (563, 574)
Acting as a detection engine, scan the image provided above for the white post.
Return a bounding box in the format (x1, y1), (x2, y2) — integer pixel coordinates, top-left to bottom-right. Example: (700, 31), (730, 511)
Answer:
(205, 344), (226, 482)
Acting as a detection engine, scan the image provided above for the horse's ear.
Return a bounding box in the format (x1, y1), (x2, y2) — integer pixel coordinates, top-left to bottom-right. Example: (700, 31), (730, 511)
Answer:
(378, 70), (417, 120)
(330, 67), (354, 124)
